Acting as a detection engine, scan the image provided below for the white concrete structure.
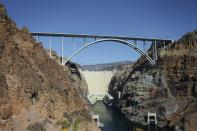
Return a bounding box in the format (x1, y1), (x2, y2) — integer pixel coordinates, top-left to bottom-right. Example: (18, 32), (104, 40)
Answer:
(87, 94), (105, 105)
(80, 70), (115, 104)
(92, 115), (104, 127)
(147, 112), (157, 131)
(92, 115), (100, 127)
(147, 112), (157, 124)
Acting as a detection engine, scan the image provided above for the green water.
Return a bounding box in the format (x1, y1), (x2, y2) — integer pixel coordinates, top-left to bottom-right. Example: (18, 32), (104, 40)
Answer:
(93, 101), (146, 131)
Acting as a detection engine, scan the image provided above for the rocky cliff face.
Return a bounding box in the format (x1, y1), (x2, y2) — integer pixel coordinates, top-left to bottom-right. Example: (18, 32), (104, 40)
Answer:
(109, 30), (197, 131)
(45, 50), (89, 97)
(0, 4), (99, 131)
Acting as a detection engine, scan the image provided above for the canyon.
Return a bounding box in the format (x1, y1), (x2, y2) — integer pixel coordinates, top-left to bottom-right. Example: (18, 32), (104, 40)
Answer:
(1, 1), (197, 131)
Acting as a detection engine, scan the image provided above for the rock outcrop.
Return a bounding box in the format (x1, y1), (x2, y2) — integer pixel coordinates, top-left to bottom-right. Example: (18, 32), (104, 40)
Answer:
(109, 30), (197, 131)
(0, 3), (99, 131)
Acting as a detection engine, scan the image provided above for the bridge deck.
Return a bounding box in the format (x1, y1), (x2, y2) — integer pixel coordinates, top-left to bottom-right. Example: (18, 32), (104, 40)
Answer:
(31, 32), (172, 43)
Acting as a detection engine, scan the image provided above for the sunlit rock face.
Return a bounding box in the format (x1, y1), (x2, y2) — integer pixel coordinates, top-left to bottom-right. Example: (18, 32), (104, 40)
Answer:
(109, 30), (197, 130)
(0, 3), (100, 131)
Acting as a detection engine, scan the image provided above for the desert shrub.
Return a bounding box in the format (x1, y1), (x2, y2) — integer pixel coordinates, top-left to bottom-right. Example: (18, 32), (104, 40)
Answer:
(0, 4), (8, 18)
(56, 119), (70, 129)
(73, 118), (81, 131)
(26, 122), (46, 131)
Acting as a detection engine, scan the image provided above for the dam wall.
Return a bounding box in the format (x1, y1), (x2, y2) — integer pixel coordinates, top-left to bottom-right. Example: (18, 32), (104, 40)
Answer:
(80, 70), (115, 95)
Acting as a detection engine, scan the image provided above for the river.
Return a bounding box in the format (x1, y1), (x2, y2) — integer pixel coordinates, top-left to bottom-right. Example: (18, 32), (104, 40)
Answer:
(93, 101), (146, 131)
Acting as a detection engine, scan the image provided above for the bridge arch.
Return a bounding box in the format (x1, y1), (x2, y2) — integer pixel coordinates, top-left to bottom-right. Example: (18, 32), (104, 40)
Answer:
(63, 39), (155, 65)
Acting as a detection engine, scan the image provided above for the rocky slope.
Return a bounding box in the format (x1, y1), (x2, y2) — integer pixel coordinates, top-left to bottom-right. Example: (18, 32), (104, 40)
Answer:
(0, 3), (99, 131)
(46, 50), (89, 97)
(109, 30), (197, 131)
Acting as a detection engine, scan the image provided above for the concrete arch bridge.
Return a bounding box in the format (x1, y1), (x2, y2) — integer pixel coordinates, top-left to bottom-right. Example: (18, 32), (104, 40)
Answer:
(31, 32), (172, 66)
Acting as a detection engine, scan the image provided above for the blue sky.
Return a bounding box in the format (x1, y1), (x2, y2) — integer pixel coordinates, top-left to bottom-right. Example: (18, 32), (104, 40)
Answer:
(2, 0), (197, 65)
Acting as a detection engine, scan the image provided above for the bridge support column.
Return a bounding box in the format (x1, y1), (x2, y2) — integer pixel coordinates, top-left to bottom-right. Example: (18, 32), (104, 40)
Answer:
(134, 40), (137, 47)
(61, 36), (64, 65)
(84, 37), (86, 46)
(155, 41), (158, 60)
(73, 37), (76, 53)
(152, 41), (155, 62)
(49, 35), (52, 58)
(143, 40), (147, 53)
(154, 41), (157, 61)
(163, 41), (166, 51)
(36, 35), (39, 42)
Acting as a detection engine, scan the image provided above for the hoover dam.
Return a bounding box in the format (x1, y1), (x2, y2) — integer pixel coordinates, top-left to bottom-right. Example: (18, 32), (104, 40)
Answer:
(80, 70), (115, 104)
